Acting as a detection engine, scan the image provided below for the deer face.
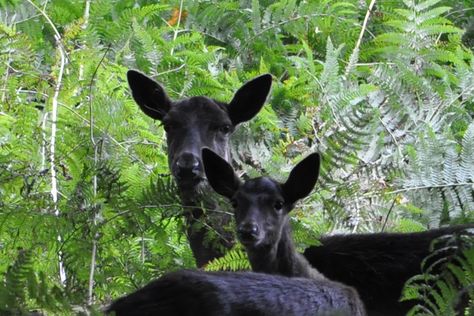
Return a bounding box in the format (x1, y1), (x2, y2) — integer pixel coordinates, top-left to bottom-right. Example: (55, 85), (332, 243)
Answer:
(126, 71), (272, 196)
(202, 148), (321, 249)
(231, 177), (290, 248)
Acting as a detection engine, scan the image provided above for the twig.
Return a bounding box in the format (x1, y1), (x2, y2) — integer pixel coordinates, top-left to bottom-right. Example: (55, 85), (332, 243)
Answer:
(378, 115), (402, 157)
(24, 6), (68, 287)
(345, 0), (377, 78)
(170, 0), (184, 56)
(1, 51), (10, 103)
(50, 34), (67, 284)
(385, 182), (474, 195)
(155, 64), (186, 77)
(381, 197), (397, 232)
(87, 44), (111, 306)
(25, 0), (70, 62)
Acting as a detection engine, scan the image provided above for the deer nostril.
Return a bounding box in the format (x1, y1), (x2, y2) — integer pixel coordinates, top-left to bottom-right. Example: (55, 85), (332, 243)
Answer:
(176, 154), (200, 169)
(237, 223), (259, 240)
(175, 153), (202, 179)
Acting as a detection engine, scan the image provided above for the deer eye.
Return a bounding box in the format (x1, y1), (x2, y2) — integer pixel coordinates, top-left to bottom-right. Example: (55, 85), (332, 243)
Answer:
(219, 125), (232, 134)
(274, 201), (283, 211)
(162, 122), (177, 133)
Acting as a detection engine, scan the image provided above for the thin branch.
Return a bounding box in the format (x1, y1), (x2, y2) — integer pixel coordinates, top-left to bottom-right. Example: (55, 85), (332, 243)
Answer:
(25, 0), (70, 62)
(49, 34), (67, 284)
(360, 182), (474, 200)
(378, 115), (402, 157)
(381, 197), (397, 232)
(170, 0), (185, 56)
(1, 51), (10, 103)
(87, 44), (111, 306)
(345, 0), (377, 78)
(385, 182), (474, 195)
(155, 64), (186, 77)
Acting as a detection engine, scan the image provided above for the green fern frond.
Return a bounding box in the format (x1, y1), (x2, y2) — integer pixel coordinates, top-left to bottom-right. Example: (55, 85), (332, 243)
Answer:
(204, 245), (251, 272)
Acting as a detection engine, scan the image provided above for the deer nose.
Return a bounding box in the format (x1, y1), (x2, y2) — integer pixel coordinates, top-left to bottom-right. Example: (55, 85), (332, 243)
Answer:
(237, 223), (259, 241)
(175, 153), (201, 179)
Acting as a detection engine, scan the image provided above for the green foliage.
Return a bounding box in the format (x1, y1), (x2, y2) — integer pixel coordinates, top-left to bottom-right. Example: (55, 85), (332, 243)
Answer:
(0, 250), (69, 314)
(0, 0), (473, 314)
(205, 245), (251, 272)
(402, 228), (474, 315)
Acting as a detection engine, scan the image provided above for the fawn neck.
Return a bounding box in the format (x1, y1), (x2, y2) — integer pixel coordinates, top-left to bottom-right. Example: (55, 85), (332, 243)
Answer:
(246, 221), (325, 280)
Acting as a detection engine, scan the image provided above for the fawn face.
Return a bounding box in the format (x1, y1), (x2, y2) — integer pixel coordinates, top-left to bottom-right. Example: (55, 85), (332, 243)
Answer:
(202, 148), (320, 248)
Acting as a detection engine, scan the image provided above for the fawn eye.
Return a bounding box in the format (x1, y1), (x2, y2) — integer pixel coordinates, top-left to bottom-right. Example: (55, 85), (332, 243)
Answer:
(274, 201), (283, 211)
(219, 125), (232, 134)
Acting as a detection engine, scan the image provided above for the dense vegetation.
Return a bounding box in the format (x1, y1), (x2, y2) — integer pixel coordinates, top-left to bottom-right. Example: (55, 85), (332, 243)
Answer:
(0, 0), (473, 314)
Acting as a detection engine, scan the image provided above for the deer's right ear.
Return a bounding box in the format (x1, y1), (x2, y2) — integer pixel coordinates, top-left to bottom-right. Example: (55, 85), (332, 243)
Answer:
(228, 74), (272, 126)
(127, 70), (172, 121)
(202, 148), (240, 199)
(282, 153), (320, 206)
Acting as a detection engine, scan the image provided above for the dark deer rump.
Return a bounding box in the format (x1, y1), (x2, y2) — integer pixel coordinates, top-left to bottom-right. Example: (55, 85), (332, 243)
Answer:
(305, 224), (474, 315)
(107, 270), (366, 316)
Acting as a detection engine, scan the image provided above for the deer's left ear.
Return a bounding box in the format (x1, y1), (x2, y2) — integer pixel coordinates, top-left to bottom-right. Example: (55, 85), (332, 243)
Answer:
(282, 153), (320, 206)
(202, 148), (241, 199)
(227, 74), (272, 126)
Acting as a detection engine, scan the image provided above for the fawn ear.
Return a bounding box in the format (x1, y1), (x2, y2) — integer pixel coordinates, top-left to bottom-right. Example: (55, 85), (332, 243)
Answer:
(127, 70), (172, 121)
(228, 74), (272, 126)
(282, 153), (320, 206)
(202, 148), (240, 199)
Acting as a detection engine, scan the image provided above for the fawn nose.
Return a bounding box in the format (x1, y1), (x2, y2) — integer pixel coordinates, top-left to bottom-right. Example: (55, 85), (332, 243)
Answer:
(237, 223), (259, 241)
(175, 153), (201, 180)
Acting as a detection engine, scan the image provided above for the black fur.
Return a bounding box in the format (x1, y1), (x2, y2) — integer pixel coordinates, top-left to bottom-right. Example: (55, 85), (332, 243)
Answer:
(107, 270), (366, 316)
(203, 150), (324, 280)
(203, 149), (474, 315)
(304, 225), (474, 315)
(127, 71), (272, 267)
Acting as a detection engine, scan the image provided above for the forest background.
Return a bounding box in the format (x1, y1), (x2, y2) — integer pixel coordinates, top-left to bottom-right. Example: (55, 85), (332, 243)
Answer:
(1, 0), (474, 314)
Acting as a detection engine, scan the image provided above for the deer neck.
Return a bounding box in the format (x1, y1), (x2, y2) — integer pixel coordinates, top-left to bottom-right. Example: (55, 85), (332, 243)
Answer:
(247, 222), (325, 280)
(247, 224), (301, 275)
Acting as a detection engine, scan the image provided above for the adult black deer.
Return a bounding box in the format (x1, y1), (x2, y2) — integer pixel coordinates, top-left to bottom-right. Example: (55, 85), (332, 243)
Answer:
(127, 70), (272, 267)
(202, 148), (473, 316)
(107, 269), (366, 316)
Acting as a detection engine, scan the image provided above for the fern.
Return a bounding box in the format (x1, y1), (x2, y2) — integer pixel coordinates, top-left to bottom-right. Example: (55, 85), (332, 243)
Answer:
(205, 245), (251, 272)
(402, 227), (474, 315)
(400, 122), (474, 225)
(0, 249), (69, 314)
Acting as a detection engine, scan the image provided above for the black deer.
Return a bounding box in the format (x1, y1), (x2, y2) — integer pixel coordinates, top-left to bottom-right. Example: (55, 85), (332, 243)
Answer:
(127, 70), (272, 267)
(107, 269), (366, 316)
(202, 148), (473, 316)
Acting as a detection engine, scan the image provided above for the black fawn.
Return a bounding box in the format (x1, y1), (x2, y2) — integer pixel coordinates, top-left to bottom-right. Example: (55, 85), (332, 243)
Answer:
(127, 70), (272, 267)
(202, 148), (473, 316)
(107, 269), (366, 316)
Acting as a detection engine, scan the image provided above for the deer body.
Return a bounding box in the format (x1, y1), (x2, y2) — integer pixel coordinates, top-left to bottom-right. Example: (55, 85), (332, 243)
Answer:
(202, 149), (473, 316)
(203, 149), (366, 315)
(304, 224), (474, 315)
(107, 269), (365, 316)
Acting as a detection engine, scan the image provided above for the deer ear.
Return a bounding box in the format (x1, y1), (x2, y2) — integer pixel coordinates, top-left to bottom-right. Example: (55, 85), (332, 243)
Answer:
(127, 70), (172, 121)
(282, 153), (320, 206)
(202, 148), (240, 199)
(228, 74), (272, 125)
